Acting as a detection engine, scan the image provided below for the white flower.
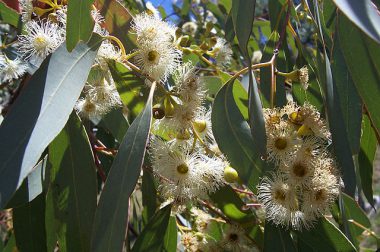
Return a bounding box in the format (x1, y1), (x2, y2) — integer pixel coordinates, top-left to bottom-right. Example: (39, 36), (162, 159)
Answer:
(131, 12), (176, 44)
(150, 138), (203, 202)
(145, 2), (161, 19)
(263, 107), (284, 129)
(181, 232), (199, 252)
(190, 208), (213, 232)
(91, 10), (109, 36)
(266, 123), (299, 165)
(299, 66), (309, 90)
(151, 138), (199, 184)
(301, 103), (331, 140)
(86, 80), (122, 112)
(75, 96), (104, 122)
(302, 168), (339, 220)
(281, 150), (316, 186)
(173, 63), (205, 105)
(20, 0), (33, 22)
(134, 40), (181, 83)
(56, 6), (68, 25)
(0, 54), (28, 83)
(196, 156), (225, 194)
(221, 225), (252, 252)
(213, 37), (233, 67)
(155, 102), (200, 133)
(96, 41), (122, 69)
(182, 22), (198, 36)
(257, 172), (308, 230)
(150, 137), (225, 202)
(18, 19), (65, 60)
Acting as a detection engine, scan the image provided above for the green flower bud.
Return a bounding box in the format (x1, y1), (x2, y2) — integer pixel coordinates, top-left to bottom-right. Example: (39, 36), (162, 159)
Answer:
(224, 166), (239, 183)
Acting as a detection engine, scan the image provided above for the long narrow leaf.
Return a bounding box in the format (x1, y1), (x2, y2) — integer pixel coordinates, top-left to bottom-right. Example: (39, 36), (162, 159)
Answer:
(0, 34), (103, 209)
(91, 83), (155, 252)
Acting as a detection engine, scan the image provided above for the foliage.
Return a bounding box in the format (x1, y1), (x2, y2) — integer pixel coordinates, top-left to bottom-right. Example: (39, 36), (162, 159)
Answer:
(0, 0), (379, 251)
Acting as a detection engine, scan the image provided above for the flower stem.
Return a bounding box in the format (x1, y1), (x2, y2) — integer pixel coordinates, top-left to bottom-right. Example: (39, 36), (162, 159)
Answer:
(105, 35), (126, 57)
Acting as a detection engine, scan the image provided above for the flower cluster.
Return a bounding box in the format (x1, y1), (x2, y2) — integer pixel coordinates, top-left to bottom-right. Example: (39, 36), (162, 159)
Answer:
(147, 59), (229, 203)
(179, 208), (256, 252)
(4, 0), (123, 121)
(131, 13), (181, 84)
(257, 102), (341, 230)
(112, 12), (235, 205)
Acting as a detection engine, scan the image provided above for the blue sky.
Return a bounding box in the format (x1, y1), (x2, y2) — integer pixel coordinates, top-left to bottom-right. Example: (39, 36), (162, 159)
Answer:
(148, 0), (174, 13)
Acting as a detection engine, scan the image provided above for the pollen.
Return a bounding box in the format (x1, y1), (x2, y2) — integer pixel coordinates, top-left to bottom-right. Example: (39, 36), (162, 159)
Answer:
(147, 50), (159, 62)
(273, 188), (286, 202)
(33, 36), (48, 50)
(177, 163), (189, 174)
(292, 163), (307, 178)
(274, 137), (288, 150)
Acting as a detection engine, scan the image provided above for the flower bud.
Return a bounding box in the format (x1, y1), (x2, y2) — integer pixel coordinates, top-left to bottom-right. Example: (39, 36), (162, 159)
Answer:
(164, 96), (176, 118)
(209, 37), (218, 48)
(175, 27), (182, 39)
(289, 111), (304, 125)
(206, 21), (214, 33)
(193, 119), (207, 133)
(199, 42), (210, 51)
(176, 130), (191, 140)
(183, 48), (192, 54)
(224, 166), (239, 183)
(297, 124), (313, 137)
(153, 103), (165, 119)
(179, 35), (190, 47)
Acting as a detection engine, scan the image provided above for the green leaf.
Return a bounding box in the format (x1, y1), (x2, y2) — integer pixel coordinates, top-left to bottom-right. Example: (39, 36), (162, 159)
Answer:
(231, 0), (255, 57)
(91, 84), (155, 252)
(210, 186), (256, 224)
(200, 76), (224, 97)
(66, 0), (95, 51)
(0, 34), (103, 209)
(224, 12), (235, 43)
(358, 115), (376, 206)
(131, 204), (172, 252)
(263, 222), (296, 252)
(99, 108), (130, 142)
(142, 170), (157, 225)
(333, 0), (380, 43)
(211, 80), (269, 191)
(46, 112), (98, 252)
(2, 234), (16, 252)
(341, 193), (371, 248)
(5, 156), (47, 209)
(0, 1), (20, 28)
(292, 78), (324, 112)
(94, 0), (135, 51)
(13, 194), (47, 252)
(163, 216), (178, 252)
(338, 15), (380, 138)
(297, 217), (357, 252)
(268, 0), (286, 31)
(108, 60), (148, 118)
(320, 52), (356, 196)
(180, 0), (191, 18)
(248, 71), (267, 156)
(331, 39), (362, 155)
